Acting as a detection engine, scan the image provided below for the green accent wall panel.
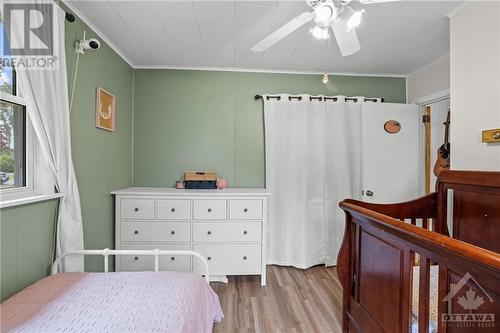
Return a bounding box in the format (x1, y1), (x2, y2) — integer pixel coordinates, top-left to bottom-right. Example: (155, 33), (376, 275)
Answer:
(65, 8), (134, 272)
(1, 200), (58, 301)
(133, 70), (406, 187)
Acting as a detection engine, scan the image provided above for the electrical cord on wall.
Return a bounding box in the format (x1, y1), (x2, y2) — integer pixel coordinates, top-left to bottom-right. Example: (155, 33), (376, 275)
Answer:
(69, 30), (85, 114)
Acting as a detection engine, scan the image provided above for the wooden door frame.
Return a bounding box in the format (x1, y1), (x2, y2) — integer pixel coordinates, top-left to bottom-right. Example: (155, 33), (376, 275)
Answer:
(416, 90), (450, 194)
(424, 106), (431, 193)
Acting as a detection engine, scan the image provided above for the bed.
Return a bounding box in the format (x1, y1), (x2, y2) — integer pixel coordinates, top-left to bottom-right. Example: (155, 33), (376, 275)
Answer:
(1, 249), (223, 333)
(337, 170), (500, 333)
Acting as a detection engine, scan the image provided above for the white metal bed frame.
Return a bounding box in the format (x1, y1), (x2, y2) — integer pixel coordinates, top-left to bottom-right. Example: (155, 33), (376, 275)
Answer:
(51, 249), (210, 282)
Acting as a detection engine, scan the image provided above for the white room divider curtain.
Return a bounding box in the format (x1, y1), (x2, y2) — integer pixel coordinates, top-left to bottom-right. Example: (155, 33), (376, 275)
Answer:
(264, 95), (327, 268)
(324, 102), (363, 265)
(264, 94), (367, 268)
(12, 6), (84, 271)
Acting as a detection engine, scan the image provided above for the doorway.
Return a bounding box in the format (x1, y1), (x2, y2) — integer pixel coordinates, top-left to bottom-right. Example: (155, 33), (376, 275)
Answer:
(424, 98), (450, 192)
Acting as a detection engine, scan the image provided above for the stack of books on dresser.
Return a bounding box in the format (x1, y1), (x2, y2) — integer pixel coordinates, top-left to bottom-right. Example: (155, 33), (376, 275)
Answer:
(184, 171), (217, 189)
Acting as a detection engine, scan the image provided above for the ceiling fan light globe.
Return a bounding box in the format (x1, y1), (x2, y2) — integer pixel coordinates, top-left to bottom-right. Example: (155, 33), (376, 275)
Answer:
(310, 26), (330, 40)
(314, 4), (337, 25)
(346, 9), (365, 31)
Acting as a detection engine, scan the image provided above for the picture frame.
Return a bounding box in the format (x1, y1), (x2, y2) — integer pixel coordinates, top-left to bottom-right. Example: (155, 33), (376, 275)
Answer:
(96, 87), (116, 132)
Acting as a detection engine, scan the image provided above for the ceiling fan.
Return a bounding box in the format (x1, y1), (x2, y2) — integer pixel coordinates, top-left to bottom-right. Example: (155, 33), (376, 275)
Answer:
(251, 0), (399, 57)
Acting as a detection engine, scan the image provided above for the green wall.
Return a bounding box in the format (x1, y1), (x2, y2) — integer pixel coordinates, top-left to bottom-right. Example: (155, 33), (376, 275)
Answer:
(1, 200), (58, 300)
(1, 5), (134, 300)
(133, 70), (406, 187)
(65, 10), (134, 272)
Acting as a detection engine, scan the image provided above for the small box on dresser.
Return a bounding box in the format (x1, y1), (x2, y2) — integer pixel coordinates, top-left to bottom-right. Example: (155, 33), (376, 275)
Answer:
(112, 187), (270, 285)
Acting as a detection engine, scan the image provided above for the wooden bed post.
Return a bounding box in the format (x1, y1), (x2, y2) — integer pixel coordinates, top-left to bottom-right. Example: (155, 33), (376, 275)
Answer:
(337, 213), (352, 333)
(435, 175), (450, 236)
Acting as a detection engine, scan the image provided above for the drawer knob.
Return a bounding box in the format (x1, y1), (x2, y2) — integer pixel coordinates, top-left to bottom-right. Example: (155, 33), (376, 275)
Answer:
(171, 257), (175, 261)
(134, 208), (139, 212)
(134, 256), (139, 261)
(244, 208), (248, 212)
(207, 231), (212, 235)
(170, 230), (175, 235)
(171, 208), (175, 212)
(134, 230), (139, 235)
(207, 208), (212, 212)
(207, 256), (211, 261)
(243, 230), (248, 235)
(243, 256), (247, 260)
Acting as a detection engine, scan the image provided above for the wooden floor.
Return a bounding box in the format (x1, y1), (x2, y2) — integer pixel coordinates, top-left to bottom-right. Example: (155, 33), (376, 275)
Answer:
(210, 265), (343, 333)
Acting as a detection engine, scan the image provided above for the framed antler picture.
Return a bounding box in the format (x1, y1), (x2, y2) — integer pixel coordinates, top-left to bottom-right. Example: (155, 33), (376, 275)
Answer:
(96, 87), (116, 132)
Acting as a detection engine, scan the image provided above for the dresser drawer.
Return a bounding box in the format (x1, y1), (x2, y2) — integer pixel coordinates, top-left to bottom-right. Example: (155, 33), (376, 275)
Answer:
(193, 200), (227, 220)
(156, 199), (191, 220)
(229, 199), (263, 220)
(120, 199), (154, 220)
(121, 222), (190, 242)
(119, 243), (191, 272)
(193, 244), (261, 274)
(193, 222), (262, 242)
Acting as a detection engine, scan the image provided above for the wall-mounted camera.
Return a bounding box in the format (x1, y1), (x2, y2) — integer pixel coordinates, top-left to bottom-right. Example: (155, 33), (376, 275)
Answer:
(75, 38), (101, 54)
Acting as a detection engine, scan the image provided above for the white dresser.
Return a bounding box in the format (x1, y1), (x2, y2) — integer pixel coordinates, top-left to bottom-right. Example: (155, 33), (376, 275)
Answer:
(112, 187), (270, 285)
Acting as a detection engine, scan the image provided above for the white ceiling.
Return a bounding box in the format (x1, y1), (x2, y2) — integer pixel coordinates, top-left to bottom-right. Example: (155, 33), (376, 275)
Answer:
(66, 0), (461, 75)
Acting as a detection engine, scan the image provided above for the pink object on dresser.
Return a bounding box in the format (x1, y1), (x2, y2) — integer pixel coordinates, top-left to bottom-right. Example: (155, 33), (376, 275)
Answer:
(216, 178), (227, 189)
(1, 271), (223, 333)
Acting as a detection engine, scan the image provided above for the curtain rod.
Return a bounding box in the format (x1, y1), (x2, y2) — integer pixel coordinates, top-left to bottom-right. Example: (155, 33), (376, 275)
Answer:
(255, 95), (384, 102)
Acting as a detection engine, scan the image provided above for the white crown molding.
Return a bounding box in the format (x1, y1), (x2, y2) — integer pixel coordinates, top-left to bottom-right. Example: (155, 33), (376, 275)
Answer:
(131, 65), (407, 78)
(62, 0), (135, 67)
(445, 1), (470, 18)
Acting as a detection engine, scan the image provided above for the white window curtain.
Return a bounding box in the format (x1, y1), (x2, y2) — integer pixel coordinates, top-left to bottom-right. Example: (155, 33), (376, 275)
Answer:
(11, 5), (84, 271)
(264, 94), (369, 268)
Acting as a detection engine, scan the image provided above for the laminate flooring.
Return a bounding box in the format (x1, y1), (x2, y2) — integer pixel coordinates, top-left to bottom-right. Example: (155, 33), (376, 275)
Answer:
(211, 265), (343, 333)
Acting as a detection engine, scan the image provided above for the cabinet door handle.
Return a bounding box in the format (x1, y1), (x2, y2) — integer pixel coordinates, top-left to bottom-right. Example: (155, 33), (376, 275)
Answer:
(171, 257), (175, 261)
(134, 207), (139, 212)
(243, 230), (248, 235)
(134, 230), (139, 235)
(170, 230), (175, 235)
(243, 256), (247, 260)
(171, 208), (175, 212)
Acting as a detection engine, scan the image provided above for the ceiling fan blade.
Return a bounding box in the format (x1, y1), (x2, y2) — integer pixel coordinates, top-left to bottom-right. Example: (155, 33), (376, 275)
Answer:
(331, 18), (361, 57)
(251, 12), (314, 52)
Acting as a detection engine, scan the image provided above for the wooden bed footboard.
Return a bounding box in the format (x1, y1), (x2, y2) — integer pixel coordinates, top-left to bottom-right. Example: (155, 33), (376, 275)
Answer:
(337, 202), (500, 333)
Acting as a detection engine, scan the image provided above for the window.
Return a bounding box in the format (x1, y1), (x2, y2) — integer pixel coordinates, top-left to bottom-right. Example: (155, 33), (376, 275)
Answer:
(1, 70), (26, 190)
(0, 22), (35, 202)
